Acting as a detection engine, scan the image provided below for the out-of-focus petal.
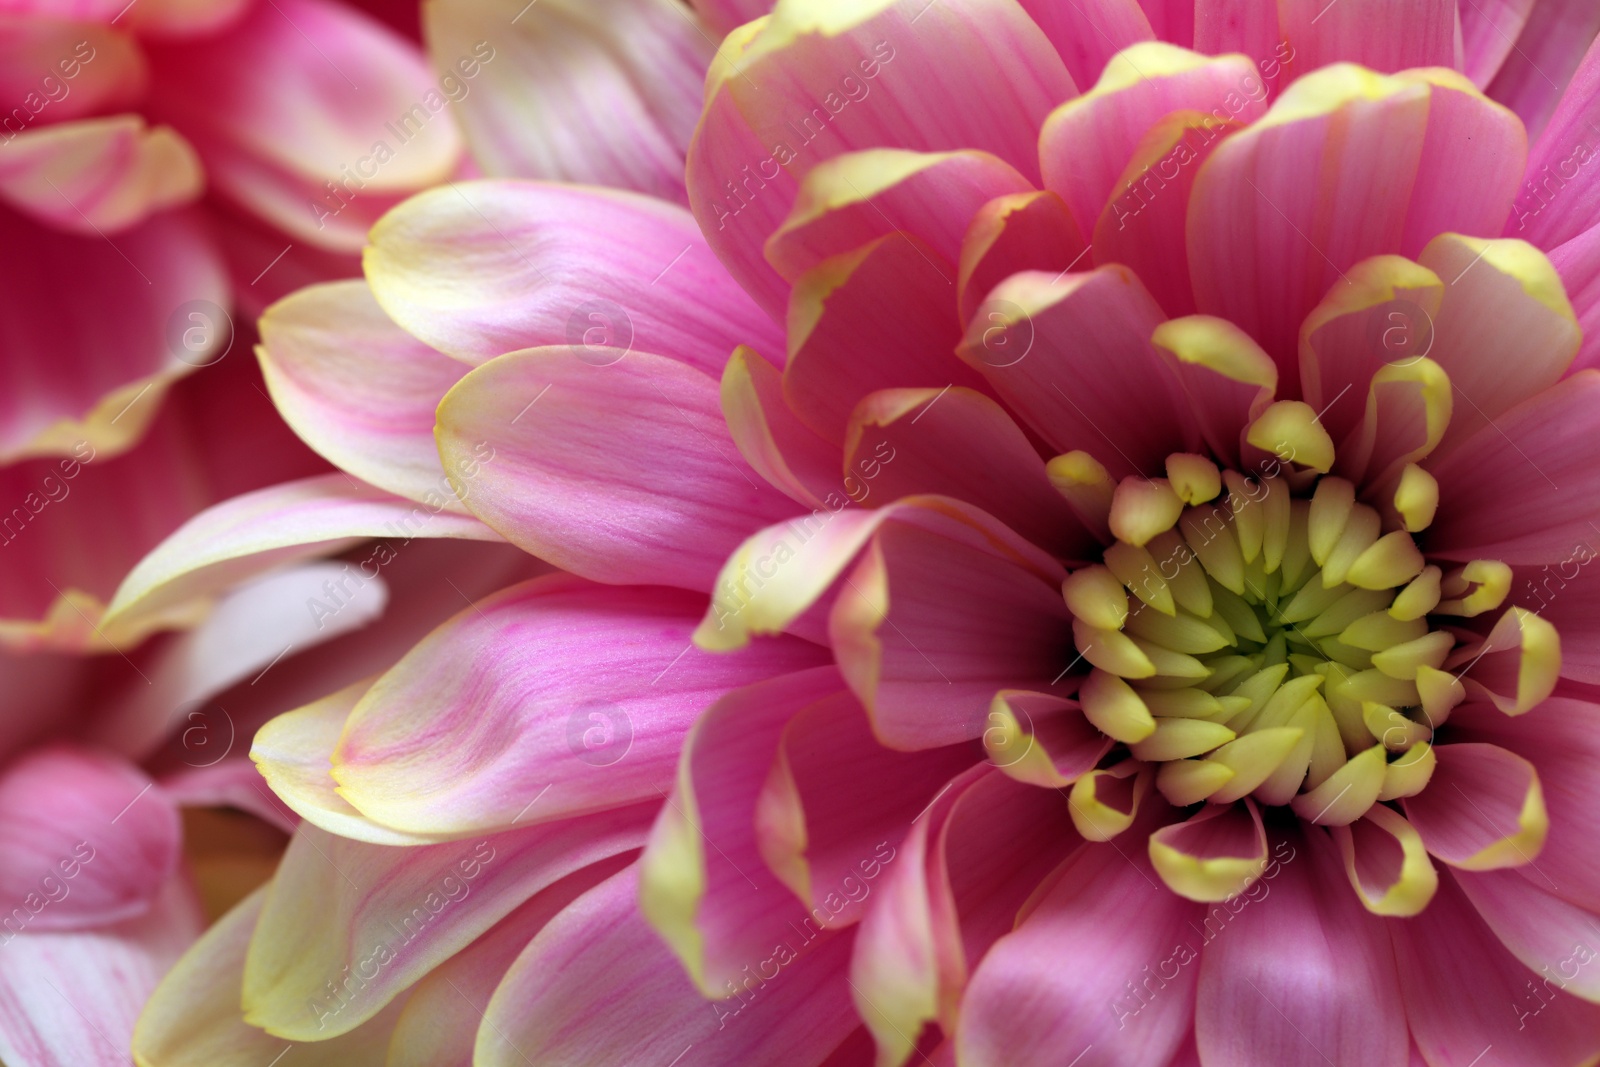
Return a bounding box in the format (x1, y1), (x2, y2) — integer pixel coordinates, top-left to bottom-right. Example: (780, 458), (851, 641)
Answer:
(384, 855), (634, 1067)
(1486, 0), (1600, 143)
(424, 0), (710, 202)
(1018, 0), (1152, 88)
(144, 0), (462, 250)
(1278, 0), (1454, 78)
(241, 810), (653, 1039)
(0, 20), (145, 124)
(0, 746), (179, 930)
(364, 179), (782, 372)
(0, 203), (225, 465)
(133, 889), (403, 1067)
(0, 876), (200, 1067)
(0, 116), (201, 234)
(102, 474), (497, 637)
(435, 347), (795, 591)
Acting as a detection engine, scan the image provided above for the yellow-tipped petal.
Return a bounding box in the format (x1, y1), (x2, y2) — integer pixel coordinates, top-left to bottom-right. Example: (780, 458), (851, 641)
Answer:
(1378, 741), (1435, 800)
(1452, 771), (1548, 871)
(1341, 610), (1428, 652)
(1344, 530), (1425, 590)
(1307, 477), (1355, 563)
(1073, 618), (1156, 678)
(1206, 727), (1305, 803)
(1155, 759), (1236, 805)
(1046, 450), (1115, 539)
(1123, 607), (1232, 655)
(1062, 565), (1129, 629)
(1110, 478), (1185, 546)
(1079, 669), (1156, 743)
(1437, 559), (1512, 617)
(1319, 504), (1381, 587)
(1068, 766), (1147, 841)
(1104, 540), (1177, 615)
(1362, 702), (1431, 749)
(1148, 804), (1268, 902)
(1370, 631), (1454, 680)
(1167, 453), (1222, 504)
(1247, 400), (1336, 473)
(1414, 665), (1464, 724)
(1389, 565), (1441, 620)
(1129, 718), (1237, 762)
(1333, 805), (1438, 917)
(1393, 463), (1438, 532)
(1290, 744), (1387, 825)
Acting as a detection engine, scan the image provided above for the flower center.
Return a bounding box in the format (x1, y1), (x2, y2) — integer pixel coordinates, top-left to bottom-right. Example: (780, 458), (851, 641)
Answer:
(1058, 451), (1495, 827)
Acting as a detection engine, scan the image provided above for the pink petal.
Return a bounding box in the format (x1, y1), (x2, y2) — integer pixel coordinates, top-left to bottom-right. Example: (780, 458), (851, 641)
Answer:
(386, 856), (634, 1067)
(1404, 742), (1546, 870)
(699, 496), (1065, 652)
(1093, 111), (1243, 318)
(0, 22), (144, 126)
(1040, 44), (1267, 236)
(850, 766), (1078, 1064)
(241, 810), (653, 1039)
(843, 387), (1099, 557)
(1508, 33), (1600, 250)
(102, 474), (497, 637)
(1191, 69), (1430, 384)
(0, 116), (201, 234)
(757, 695), (976, 928)
(1454, 865), (1600, 1001)
(689, 0), (1076, 315)
(956, 266), (1192, 477)
(1194, 829), (1407, 1067)
(0, 746), (179, 931)
(1448, 697), (1600, 912)
(958, 190), (1087, 324)
(1548, 222), (1600, 373)
(334, 576), (827, 835)
(722, 347), (844, 509)
(766, 148), (1033, 283)
(1192, 0), (1283, 89)
(258, 279), (470, 511)
(1397, 72), (1527, 260)
(641, 668), (848, 993)
(0, 203), (225, 465)
(0, 874), (201, 1067)
(830, 518), (1077, 749)
(956, 823), (1201, 1067)
(1278, 0), (1455, 78)
(365, 179), (781, 373)
(783, 234), (978, 445)
(93, 562), (390, 760)
(1461, 0), (1537, 87)
(1426, 372), (1600, 563)
(144, 0), (463, 250)
(423, 0), (709, 202)
(132, 888), (406, 1067)
(482, 863), (863, 1067)
(1485, 1), (1600, 143)
(157, 759), (298, 835)
(687, 0), (771, 35)
(1391, 870), (1600, 1067)
(1018, 0), (1153, 88)
(435, 347), (795, 591)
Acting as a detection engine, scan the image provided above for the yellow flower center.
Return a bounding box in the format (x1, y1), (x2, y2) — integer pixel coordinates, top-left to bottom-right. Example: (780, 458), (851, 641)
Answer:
(1056, 451), (1506, 828)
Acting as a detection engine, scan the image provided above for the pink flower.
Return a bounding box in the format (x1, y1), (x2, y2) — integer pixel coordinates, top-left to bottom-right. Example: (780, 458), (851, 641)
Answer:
(127, 1), (1600, 1066)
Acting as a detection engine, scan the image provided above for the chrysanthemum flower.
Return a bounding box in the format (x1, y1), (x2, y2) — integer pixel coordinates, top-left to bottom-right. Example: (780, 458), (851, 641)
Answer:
(127, 0), (1600, 1065)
